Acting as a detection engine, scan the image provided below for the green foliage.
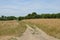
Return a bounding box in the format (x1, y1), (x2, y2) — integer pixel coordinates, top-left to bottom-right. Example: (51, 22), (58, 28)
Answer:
(50, 14), (56, 18)
(7, 16), (17, 20)
(56, 13), (60, 18)
(0, 16), (17, 21)
(18, 16), (25, 20)
(0, 12), (60, 21)
(25, 12), (37, 19)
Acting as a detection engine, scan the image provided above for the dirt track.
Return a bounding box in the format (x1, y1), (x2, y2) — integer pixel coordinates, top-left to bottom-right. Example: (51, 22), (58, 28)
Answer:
(18, 24), (60, 40)
(0, 24), (60, 40)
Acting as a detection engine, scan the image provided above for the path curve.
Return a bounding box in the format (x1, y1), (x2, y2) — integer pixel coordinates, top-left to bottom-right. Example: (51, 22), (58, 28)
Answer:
(17, 24), (60, 40)
(0, 24), (60, 40)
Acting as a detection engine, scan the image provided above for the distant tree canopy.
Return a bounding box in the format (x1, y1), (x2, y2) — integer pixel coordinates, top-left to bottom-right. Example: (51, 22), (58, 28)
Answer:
(0, 12), (60, 21)
(0, 16), (17, 21)
(25, 12), (37, 19)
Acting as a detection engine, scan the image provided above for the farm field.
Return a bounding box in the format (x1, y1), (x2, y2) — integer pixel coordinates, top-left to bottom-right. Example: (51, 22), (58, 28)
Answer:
(0, 20), (27, 37)
(0, 19), (60, 40)
(0, 0), (60, 40)
(24, 19), (60, 39)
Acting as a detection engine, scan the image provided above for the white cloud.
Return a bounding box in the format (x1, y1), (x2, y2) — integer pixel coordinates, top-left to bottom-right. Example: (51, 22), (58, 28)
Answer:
(0, 0), (60, 16)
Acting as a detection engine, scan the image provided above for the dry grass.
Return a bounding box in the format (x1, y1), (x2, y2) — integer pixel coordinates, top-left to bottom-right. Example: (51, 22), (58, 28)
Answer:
(0, 20), (27, 37)
(24, 19), (60, 39)
(0, 19), (60, 39)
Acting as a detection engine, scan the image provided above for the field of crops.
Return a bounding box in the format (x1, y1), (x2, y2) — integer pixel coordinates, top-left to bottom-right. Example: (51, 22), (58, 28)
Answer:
(0, 20), (26, 37)
(0, 19), (60, 39)
(24, 19), (60, 39)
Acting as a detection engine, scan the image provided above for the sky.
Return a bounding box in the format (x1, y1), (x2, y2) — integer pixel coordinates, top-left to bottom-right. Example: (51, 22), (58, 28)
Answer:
(0, 0), (60, 16)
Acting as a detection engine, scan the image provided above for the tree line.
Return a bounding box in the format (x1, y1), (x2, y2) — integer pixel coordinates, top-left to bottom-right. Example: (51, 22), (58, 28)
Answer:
(0, 12), (60, 21)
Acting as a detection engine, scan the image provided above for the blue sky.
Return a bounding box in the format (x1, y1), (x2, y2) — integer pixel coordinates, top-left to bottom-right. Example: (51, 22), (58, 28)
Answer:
(0, 0), (60, 16)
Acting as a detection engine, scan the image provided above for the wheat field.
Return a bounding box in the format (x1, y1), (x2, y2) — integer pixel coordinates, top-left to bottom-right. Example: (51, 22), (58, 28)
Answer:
(0, 20), (26, 37)
(24, 19), (60, 39)
(0, 19), (60, 39)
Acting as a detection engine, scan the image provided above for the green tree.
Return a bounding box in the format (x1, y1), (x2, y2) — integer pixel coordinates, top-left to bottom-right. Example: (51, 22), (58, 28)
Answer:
(6, 16), (17, 20)
(56, 13), (60, 18)
(18, 16), (24, 20)
(50, 14), (56, 18)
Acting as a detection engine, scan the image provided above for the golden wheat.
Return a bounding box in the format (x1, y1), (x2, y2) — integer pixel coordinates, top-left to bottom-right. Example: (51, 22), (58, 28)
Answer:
(25, 19), (60, 39)
(0, 20), (26, 37)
